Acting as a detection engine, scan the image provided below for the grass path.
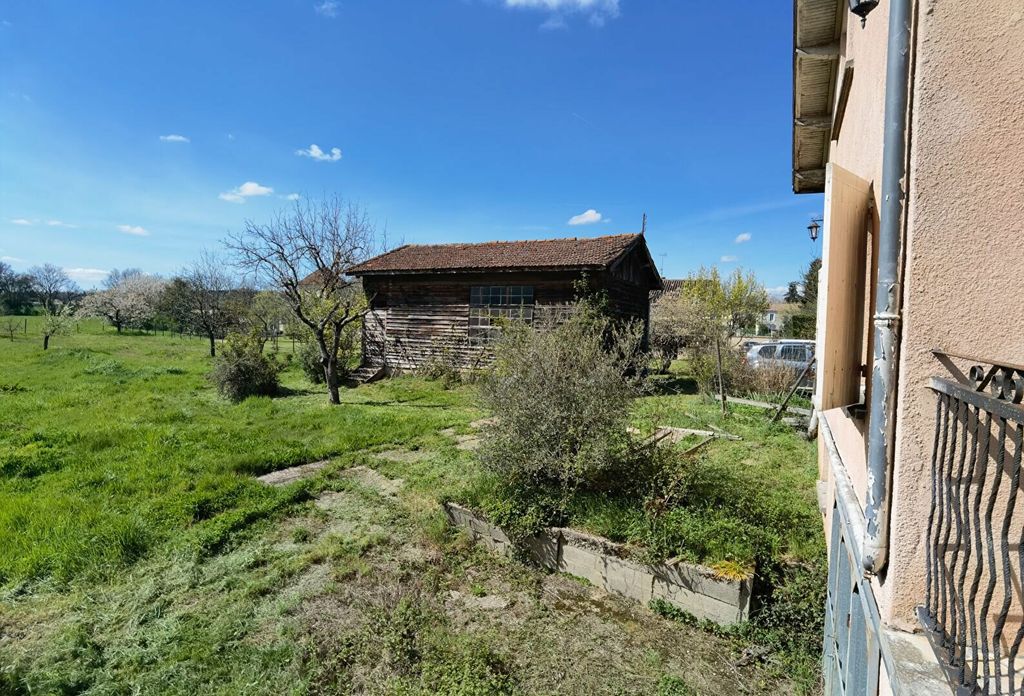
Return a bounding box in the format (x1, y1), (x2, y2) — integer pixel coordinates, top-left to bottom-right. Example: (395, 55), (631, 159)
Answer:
(2, 451), (795, 694)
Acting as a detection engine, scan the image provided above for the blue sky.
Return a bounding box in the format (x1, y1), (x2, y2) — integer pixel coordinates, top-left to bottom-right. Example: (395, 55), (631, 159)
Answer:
(0, 0), (823, 291)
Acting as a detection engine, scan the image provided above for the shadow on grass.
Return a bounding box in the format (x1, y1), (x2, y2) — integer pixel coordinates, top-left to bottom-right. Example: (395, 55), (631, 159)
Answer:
(350, 400), (450, 409)
(275, 385), (322, 398)
(649, 374), (699, 396)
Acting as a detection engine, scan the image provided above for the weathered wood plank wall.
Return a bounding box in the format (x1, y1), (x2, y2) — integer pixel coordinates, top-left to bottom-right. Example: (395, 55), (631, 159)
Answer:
(361, 260), (653, 370)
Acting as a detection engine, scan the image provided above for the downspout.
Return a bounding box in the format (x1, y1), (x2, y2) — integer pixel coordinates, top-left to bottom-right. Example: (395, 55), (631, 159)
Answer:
(862, 0), (913, 574)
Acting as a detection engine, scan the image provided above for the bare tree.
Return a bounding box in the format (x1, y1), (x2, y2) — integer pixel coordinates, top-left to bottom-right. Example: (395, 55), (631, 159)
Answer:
(237, 289), (290, 352)
(174, 252), (237, 357)
(227, 196), (376, 405)
(1, 317), (19, 341)
(29, 264), (78, 312)
(103, 268), (143, 290)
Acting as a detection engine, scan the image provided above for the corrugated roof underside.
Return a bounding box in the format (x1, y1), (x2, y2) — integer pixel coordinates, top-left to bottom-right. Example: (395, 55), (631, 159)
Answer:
(793, 0), (842, 193)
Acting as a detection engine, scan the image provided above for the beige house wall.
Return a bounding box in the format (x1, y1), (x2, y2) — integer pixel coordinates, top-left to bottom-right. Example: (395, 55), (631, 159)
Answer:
(819, 0), (1024, 632)
(884, 1), (1024, 630)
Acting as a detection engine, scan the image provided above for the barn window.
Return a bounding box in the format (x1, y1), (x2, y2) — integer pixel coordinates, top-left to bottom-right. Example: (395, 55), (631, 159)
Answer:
(468, 285), (534, 343)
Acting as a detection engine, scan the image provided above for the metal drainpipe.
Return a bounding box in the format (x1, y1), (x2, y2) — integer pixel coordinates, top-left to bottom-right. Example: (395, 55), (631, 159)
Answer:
(862, 0), (913, 574)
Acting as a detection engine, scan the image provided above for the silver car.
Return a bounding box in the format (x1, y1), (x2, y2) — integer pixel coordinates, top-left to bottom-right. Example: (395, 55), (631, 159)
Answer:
(745, 341), (815, 382)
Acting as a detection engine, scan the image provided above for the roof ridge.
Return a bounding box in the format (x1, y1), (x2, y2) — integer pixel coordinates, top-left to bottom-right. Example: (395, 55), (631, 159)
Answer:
(393, 232), (639, 249)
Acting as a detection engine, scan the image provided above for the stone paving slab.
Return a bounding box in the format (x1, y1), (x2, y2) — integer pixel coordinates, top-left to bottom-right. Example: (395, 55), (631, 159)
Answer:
(341, 465), (404, 497)
(257, 460), (330, 486)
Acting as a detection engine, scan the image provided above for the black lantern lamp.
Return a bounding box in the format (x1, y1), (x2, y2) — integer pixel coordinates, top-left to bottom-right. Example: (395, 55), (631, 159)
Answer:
(808, 217), (822, 242)
(849, 0), (879, 26)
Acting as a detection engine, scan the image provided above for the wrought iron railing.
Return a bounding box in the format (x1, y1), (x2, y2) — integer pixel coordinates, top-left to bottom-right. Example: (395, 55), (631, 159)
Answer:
(921, 351), (1024, 695)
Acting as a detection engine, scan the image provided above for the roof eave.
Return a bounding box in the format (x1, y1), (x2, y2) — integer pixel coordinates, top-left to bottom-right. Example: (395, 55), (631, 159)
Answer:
(792, 0), (844, 194)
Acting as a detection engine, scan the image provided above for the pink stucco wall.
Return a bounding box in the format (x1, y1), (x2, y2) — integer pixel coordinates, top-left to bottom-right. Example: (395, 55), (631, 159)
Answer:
(823, 1), (1024, 630)
(819, 0), (1024, 630)
(884, 0), (1024, 629)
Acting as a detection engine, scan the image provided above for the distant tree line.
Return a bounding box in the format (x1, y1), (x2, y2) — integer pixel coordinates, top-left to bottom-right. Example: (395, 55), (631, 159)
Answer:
(781, 258), (820, 339)
(0, 262), (81, 315)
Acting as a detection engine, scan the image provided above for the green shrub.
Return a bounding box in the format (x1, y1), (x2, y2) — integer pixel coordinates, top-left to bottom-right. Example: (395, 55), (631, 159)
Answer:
(476, 299), (648, 538)
(298, 340), (325, 384)
(209, 332), (283, 402)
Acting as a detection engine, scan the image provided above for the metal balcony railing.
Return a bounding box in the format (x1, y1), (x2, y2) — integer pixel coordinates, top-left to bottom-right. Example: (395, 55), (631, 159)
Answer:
(921, 352), (1024, 695)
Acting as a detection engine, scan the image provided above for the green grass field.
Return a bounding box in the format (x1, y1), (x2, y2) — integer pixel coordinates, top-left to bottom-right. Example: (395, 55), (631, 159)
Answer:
(0, 319), (821, 694)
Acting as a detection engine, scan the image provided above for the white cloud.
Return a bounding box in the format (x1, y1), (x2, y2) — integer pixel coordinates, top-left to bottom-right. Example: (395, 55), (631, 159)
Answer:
(314, 1), (339, 18)
(505, 0), (620, 27)
(539, 15), (567, 30)
(720, 255), (738, 263)
(1, 255), (26, 264)
(568, 208), (603, 226)
(117, 224), (149, 236)
(65, 268), (110, 284)
(283, 193), (301, 201)
(734, 232), (751, 244)
(10, 218), (76, 228)
(219, 181), (274, 203)
(295, 144), (342, 162)
(766, 286), (789, 300)
(159, 134), (190, 143)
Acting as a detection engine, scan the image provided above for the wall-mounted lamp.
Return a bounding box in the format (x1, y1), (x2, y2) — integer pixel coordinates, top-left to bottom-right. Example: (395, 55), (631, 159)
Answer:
(848, 0), (879, 27)
(808, 217), (822, 242)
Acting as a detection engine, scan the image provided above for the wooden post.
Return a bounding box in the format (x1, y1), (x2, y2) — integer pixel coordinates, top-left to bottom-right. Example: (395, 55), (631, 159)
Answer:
(772, 357), (817, 423)
(715, 331), (728, 417)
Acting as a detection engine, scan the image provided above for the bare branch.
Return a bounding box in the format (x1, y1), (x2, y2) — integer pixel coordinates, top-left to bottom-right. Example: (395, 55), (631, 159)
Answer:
(224, 195), (378, 404)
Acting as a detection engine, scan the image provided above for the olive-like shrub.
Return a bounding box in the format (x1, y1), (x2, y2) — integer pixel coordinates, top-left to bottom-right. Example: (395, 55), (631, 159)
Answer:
(210, 332), (282, 402)
(476, 299), (648, 533)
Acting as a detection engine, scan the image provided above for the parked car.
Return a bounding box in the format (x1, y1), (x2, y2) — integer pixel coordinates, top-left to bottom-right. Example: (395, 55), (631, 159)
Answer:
(744, 340), (815, 386)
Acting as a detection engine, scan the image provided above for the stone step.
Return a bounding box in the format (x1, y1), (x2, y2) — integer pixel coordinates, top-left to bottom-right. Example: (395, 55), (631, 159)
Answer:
(349, 365), (385, 384)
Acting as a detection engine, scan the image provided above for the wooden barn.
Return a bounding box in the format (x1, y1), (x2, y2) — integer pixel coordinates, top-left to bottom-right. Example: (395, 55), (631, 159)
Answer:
(347, 233), (662, 371)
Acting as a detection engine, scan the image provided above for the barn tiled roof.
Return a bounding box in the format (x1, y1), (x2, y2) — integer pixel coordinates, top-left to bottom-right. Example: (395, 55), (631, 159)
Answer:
(348, 233), (643, 275)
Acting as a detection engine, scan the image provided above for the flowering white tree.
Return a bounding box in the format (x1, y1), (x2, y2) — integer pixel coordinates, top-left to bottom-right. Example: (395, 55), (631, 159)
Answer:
(80, 272), (166, 332)
(41, 304), (76, 350)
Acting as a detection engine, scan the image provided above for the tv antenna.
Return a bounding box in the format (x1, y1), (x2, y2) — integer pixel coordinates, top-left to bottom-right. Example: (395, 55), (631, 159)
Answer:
(658, 253), (668, 276)
(640, 213), (647, 235)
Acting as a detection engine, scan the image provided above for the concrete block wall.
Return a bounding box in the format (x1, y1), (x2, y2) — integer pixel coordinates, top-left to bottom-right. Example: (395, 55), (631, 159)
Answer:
(444, 503), (752, 625)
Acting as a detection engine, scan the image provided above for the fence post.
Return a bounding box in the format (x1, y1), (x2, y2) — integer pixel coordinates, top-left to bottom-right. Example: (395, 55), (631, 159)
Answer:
(715, 332), (728, 417)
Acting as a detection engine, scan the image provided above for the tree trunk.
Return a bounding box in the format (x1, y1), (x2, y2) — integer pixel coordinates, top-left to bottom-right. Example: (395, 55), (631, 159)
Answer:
(326, 370), (340, 405)
(317, 335), (341, 405)
(43, 334), (50, 350)
(116, 323), (123, 333)
(208, 333), (216, 358)
(715, 332), (728, 417)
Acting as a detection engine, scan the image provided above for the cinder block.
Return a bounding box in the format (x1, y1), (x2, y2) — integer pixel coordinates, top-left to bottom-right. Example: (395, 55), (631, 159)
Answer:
(651, 576), (745, 625)
(558, 541), (606, 587)
(524, 530), (560, 570)
(650, 562), (745, 607)
(602, 555), (654, 604)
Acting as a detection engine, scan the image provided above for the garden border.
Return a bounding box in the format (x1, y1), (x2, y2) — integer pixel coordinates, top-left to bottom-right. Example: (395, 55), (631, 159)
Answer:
(444, 502), (752, 625)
